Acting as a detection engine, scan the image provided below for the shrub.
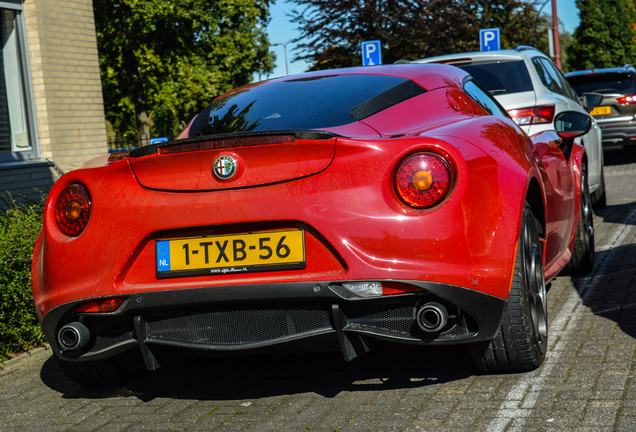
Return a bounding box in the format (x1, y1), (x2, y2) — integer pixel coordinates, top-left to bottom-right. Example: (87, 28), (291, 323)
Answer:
(0, 194), (46, 362)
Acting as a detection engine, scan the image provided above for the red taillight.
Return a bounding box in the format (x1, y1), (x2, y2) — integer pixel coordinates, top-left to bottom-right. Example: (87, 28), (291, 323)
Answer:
(381, 282), (423, 295)
(507, 105), (555, 125)
(107, 152), (129, 163)
(617, 94), (636, 105)
(395, 152), (453, 209)
(54, 184), (92, 237)
(75, 297), (126, 313)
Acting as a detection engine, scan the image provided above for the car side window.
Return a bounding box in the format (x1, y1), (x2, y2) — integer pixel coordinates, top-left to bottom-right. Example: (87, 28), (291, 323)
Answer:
(541, 58), (579, 101)
(532, 57), (578, 101)
(463, 79), (508, 117)
(532, 57), (561, 94)
(532, 58), (551, 91)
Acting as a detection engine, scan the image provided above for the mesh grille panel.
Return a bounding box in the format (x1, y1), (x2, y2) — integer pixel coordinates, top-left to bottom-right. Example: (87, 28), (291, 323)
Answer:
(348, 305), (415, 335)
(347, 303), (477, 339)
(146, 308), (332, 346)
(88, 331), (135, 353)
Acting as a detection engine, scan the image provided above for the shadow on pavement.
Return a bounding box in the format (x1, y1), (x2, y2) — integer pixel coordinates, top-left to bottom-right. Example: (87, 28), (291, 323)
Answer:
(40, 343), (475, 401)
(595, 201), (636, 226)
(571, 237), (636, 340)
(603, 147), (636, 166)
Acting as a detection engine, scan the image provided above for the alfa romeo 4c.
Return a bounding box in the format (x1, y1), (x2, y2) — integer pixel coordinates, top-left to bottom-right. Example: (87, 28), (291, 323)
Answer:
(32, 64), (595, 383)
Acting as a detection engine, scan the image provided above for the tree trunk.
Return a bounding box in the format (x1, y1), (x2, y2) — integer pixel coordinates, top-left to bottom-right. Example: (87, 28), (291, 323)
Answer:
(123, 48), (150, 145)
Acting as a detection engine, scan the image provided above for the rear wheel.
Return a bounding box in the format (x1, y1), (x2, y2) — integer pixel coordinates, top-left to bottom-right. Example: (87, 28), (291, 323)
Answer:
(55, 349), (146, 385)
(563, 163), (595, 275)
(470, 204), (547, 371)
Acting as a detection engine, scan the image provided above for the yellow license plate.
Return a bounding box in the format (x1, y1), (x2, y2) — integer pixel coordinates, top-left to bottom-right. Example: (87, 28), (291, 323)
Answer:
(590, 106), (611, 116)
(156, 229), (305, 277)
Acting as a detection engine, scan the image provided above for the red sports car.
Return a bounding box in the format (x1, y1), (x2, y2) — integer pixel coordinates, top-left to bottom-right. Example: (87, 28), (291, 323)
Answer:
(32, 64), (595, 384)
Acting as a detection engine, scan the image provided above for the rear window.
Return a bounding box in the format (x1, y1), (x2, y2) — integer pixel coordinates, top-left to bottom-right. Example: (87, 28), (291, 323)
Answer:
(566, 72), (636, 96)
(457, 60), (533, 95)
(189, 74), (425, 137)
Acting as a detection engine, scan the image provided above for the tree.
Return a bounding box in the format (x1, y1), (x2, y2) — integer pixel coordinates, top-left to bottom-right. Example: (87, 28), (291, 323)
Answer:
(93, 0), (275, 142)
(289, 0), (549, 71)
(567, 0), (636, 70)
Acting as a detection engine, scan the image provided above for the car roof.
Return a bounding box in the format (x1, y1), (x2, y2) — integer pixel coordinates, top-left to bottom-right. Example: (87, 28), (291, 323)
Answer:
(410, 46), (546, 65)
(565, 65), (636, 77)
(262, 63), (470, 93)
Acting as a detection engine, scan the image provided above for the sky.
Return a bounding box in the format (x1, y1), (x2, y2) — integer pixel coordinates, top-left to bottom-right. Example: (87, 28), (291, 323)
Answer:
(266, 0), (581, 79)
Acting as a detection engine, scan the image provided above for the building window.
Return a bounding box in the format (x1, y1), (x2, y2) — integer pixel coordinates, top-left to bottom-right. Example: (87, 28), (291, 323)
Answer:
(0, 2), (37, 162)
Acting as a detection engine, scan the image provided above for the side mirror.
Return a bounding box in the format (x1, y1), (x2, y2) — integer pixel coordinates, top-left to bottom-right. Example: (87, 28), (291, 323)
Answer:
(580, 92), (603, 111)
(554, 111), (592, 138)
(554, 111), (592, 160)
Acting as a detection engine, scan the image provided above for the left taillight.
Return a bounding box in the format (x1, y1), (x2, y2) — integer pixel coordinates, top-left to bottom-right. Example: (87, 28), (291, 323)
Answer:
(54, 183), (92, 237)
(507, 105), (555, 125)
(75, 297), (126, 313)
(395, 152), (453, 209)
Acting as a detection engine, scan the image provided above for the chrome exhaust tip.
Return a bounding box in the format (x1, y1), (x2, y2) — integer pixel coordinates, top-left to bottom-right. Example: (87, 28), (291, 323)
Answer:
(416, 302), (448, 333)
(57, 322), (90, 351)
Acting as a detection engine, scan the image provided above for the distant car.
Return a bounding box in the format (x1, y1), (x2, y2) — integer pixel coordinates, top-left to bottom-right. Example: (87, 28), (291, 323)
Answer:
(412, 46), (607, 208)
(32, 64), (595, 384)
(565, 65), (636, 149)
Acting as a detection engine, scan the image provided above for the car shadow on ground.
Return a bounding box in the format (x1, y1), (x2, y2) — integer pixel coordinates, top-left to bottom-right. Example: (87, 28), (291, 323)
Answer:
(40, 343), (477, 401)
(580, 147), (636, 339)
(595, 201), (636, 226)
(603, 146), (636, 166)
(570, 242), (636, 340)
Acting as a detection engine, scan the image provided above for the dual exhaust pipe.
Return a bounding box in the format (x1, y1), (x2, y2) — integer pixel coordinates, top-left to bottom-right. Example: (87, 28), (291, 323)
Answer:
(416, 302), (448, 333)
(57, 303), (450, 350)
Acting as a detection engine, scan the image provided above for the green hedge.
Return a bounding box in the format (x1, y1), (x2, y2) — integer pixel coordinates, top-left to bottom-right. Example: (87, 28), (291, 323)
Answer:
(0, 195), (46, 362)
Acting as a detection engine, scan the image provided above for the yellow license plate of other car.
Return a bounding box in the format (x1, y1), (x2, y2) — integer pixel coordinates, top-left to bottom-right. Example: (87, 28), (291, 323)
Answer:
(156, 229), (305, 277)
(590, 106), (611, 116)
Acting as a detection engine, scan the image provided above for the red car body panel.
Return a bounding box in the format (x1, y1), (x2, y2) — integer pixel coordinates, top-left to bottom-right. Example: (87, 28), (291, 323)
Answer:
(31, 64), (585, 366)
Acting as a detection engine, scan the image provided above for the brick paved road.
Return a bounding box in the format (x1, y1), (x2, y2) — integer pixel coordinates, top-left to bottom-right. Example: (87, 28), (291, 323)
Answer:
(2, 149), (635, 432)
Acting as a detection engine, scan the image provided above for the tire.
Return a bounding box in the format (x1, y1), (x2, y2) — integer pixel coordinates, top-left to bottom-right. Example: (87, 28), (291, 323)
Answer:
(563, 163), (595, 275)
(55, 349), (146, 385)
(591, 164), (607, 209)
(470, 204), (548, 372)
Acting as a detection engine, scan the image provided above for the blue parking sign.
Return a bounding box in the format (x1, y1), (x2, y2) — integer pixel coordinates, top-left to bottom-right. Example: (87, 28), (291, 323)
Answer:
(150, 137), (169, 145)
(479, 28), (501, 51)
(361, 40), (382, 66)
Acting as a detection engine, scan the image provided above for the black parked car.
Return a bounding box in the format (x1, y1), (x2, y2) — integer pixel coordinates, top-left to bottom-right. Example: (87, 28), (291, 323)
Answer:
(566, 65), (636, 148)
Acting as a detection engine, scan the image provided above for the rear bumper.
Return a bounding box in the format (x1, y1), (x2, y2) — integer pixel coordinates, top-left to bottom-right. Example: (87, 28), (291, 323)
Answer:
(595, 118), (636, 145)
(43, 280), (506, 369)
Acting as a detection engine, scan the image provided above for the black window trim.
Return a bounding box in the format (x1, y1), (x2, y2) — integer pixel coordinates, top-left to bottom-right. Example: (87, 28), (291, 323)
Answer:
(462, 76), (510, 118)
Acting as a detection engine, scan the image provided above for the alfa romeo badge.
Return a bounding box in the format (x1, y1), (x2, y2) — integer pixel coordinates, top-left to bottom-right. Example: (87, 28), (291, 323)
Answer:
(213, 155), (237, 180)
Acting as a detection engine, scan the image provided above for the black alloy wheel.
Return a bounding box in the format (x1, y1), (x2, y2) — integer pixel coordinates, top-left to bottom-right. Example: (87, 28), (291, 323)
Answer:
(469, 203), (547, 371)
(563, 163), (595, 275)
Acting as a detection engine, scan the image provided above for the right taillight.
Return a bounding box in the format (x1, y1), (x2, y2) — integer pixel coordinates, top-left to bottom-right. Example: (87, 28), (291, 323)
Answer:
(508, 105), (555, 125)
(395, 152), (453, 209)
(617, 94), (636, 105)
(54, 184), (92, 237)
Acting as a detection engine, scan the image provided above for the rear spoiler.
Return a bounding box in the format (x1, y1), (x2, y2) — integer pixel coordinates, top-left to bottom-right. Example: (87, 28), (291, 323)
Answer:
(129, 130), (338, 158)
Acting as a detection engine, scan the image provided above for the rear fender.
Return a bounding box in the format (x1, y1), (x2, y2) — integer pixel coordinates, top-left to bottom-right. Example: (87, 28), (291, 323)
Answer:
(567, 144), (586, 249)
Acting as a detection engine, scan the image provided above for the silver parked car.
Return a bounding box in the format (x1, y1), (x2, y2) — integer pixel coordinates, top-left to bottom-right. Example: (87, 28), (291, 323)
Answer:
(412, 46), (606, 208)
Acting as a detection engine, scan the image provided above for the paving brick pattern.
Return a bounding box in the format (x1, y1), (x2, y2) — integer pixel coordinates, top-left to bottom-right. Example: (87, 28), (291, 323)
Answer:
(1, 150), (635, 432)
